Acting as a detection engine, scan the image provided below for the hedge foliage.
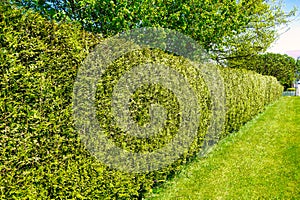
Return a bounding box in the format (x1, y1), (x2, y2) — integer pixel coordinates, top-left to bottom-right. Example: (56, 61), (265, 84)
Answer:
(220, 67), (283, 136)
(0, 4), (283, 199)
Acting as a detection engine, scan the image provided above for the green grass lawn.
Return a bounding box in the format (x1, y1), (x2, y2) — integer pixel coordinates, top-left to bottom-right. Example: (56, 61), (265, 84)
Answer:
(146, 97), (300, 199)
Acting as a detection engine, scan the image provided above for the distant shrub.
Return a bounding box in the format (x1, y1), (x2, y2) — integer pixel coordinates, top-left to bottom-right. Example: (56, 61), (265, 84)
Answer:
(287, 88), (296, 91)
(0, 3), (283, 199)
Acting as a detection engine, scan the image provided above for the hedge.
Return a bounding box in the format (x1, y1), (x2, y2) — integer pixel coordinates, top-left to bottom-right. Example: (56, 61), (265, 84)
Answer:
(220, 67), (283, 136)
(0, 3), (283, 199)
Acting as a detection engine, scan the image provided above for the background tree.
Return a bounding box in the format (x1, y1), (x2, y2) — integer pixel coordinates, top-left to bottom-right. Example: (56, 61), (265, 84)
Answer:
(11, 0), (296, 63)
(214, 0), (297, 65)
(296, 57), (300, 81)
(228, 52), (297, 89)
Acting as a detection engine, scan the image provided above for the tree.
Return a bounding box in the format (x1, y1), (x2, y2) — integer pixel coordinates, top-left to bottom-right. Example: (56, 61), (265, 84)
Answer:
(228, 52), (297, 89)
(11, 0), (296, 63)
(296, 57), (300, 81)
(213, 0), (297, 65)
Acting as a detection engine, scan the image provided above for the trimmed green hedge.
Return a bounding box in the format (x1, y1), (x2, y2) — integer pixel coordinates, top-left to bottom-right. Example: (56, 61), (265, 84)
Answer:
(0, 4), (283, 199)
(220, 67), (283, 136)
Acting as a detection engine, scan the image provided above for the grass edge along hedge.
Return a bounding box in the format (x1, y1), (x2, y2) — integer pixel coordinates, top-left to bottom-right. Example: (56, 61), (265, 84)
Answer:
(0, 4), (283, 199)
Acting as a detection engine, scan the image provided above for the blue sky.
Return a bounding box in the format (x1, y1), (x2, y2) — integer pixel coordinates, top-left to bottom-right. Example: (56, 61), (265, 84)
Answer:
(267, 0), (300, 59)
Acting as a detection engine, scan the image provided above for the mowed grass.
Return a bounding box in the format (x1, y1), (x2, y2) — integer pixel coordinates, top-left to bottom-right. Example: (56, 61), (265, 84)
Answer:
(147, 97), (300, 199)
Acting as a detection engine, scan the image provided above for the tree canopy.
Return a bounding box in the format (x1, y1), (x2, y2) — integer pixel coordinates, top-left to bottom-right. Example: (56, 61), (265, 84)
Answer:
(296, 57), (300, 81)
(228, 52), (297, 89)
(11, 0), (296, 63)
